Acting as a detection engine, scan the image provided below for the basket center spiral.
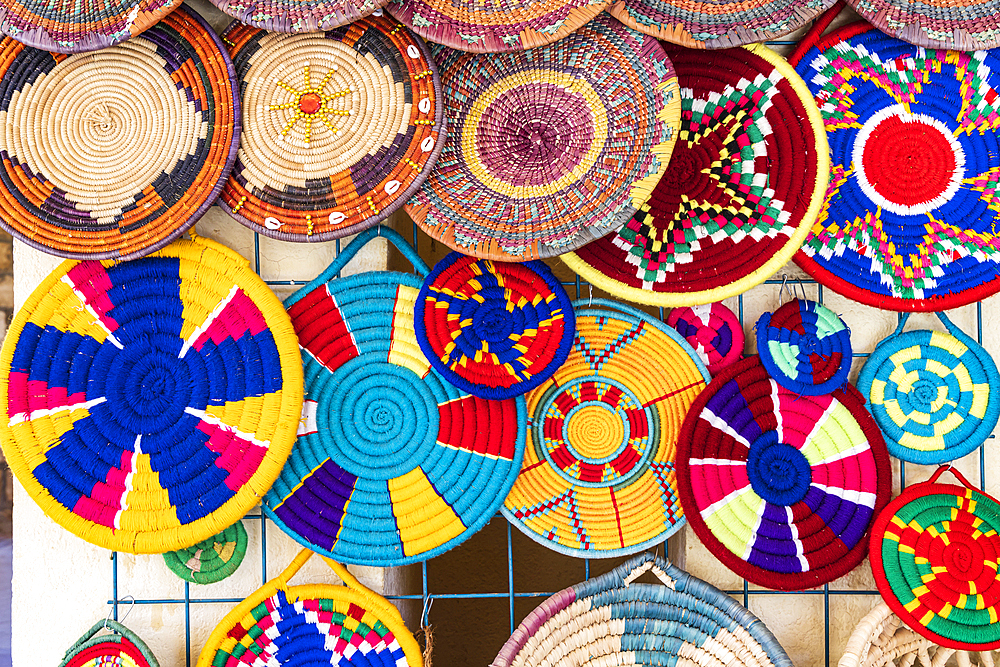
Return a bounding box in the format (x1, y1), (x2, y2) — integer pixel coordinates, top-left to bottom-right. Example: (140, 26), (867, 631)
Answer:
(911, 378), (939, 406)
(565, 404), (626, 461)
(747, 433), (812, 506)
(473, 304), (515, 343)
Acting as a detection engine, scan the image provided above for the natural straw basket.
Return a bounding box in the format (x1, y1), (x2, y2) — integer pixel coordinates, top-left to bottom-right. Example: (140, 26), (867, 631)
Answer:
(563, 43), (829, 307)
(265, 226), (526, 566)
(857, 313), (1000, 466)
(756, 298), (852, 396)
(0, 6), (240, 261)
(790, 10), (1000, 311)
(492, 552), (794, 667)
(60, 620), (159, 667)
(163, 521), (248, 585)
(844, 0), (1000, 51)
(870, 465), (1000, 651)
(196, 548), (422, 667)
(385, 0), (609, 52)
(0, 235), (303, 554)
(211, 0), (389, 32)
(609, 0), (836, 48)
(220, 16), (444, 242)
(677, 355), (892, 590)
(502, 298), (709, 557)
(667, 302), (744, 376)
(405, 14), (681, 261)
(414, 251), (575, 400)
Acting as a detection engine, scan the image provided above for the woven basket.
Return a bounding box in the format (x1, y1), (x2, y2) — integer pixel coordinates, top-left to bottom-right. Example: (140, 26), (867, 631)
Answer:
(0, 6), (240, 261)
(757, 298), (852, 396)
(790, 12), (1000, 311)
(844, 0), (1000, 51)
(265, 226), (526, 566)
(871, 465), (1000, 651)
(163, 521), (248, 585)
(220, 16), (444, 242)
(609, 0), (836, 48)
(677, 355), (892, 590)
(857, 313), (1000, 465)
(0, 235), (303, 554)
(414, 251), (575, 400)
(502, 298), (709, 558)
(563, 43), (829, 307)
(667, 302), (744, 376)
(405, 14), (680, 262)
(492, 552), (793, 667)
(212, 0), (388, 32)
(196, 548), (422, 667)
(386, 0), (609, 52)
(60, 620), (159, 667)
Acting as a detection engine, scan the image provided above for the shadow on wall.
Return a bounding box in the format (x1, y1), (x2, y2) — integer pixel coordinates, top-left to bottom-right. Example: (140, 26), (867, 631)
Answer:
(0, 229), (13, 667)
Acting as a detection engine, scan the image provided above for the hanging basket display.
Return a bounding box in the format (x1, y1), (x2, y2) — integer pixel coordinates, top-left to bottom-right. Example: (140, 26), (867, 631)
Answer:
(196, 548), (423, 667)
(563, 43), (828, 306)
(414, 251), (575, 400)
(265, 227), (526, 566)
(405, 14), (681, 261)
(502, 299), (709, 557)
(163, 521), (248, 585)
(857, 313), (1000, 465)
(0, 236), (303, 553)
(667, 302), (743, 376)
(0, 6), (240, 260)
(492, 552), (793, 667)
(677, 356), (892, 590)
(220, 17), (444, 242)
(790, 18), (1000, 310)
(756, 298), (852, 396)
(870, 465), (1000, 651)
(211, 0), (388, 32)
(60, 620), (159, 667)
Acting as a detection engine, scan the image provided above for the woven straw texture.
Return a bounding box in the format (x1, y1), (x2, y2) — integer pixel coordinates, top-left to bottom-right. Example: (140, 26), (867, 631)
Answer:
(0, 6), (239, 261)
(163, 521), (247, 585)
(667, 302), (743, 376)
(212, 0), (387, 32)
(857, 313), (1000, 466)
(221, 16), (444, 242)
(60, 620), (159, 667)
(492, 552), (794, 667)
(385, 0), (608, 52)
(609, 0), (836, 48)
(791, 20), (1000, 311)
(757, 298), (852, 396)
(839, 602), (1000, 667)
(197, 549), (422, 667)
(265, 227), (526, 566)
(405, 15), (680, 261)
(563, 43), (829, 307)
(0, 235), (303, 554)
(870, 466), (1000, 651)
(846, 0), (1000, 51)
(502, 299), (709, 558)
(414, 252), (575, 400)
(677, 355), (892, 590)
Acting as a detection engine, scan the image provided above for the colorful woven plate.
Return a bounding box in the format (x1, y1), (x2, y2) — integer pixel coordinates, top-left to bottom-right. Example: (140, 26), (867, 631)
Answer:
(502, 299), (709, 557)
(386, 0), (609, 52)
(609, 0), (836, 48)
(677, 356), (891, 590)
(0, 6), (239, 261)
(220, 17), (444, 242)
(667, 302), (743, 376)
(60, 621), (159, 667)
(414, 252), (575, 400)
(563, 44), (829, 306)
(265, 228), (526, 566)
(163, 521), (248, 585)
(197, 549), (422, 667)
(212, 0), (387, 32)
(857, 313), (1000, 465)
(0, 236), (303, 554)
(756, 298), (852, 396)
(405, 15), (680, 262)
(871, 465), (1000, 650)
(493, 553), (793, 667)
(790, 21), (1000, 310)
(845, 0), (1000, 51)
